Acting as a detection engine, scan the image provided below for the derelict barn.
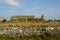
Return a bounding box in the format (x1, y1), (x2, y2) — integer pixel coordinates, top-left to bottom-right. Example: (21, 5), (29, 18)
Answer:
(10, 15), (35, 22)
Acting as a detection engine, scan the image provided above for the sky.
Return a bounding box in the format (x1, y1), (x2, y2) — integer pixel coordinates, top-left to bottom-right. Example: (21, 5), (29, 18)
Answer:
(0, 0), (60, 20)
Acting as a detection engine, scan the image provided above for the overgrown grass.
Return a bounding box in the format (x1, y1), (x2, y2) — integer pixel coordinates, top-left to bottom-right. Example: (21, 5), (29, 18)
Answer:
(0, 32), (60, 40)
(0, 21), (60, 27)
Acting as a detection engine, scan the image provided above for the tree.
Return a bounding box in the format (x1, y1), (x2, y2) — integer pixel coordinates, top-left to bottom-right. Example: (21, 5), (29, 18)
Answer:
(40, 14), (45, 21)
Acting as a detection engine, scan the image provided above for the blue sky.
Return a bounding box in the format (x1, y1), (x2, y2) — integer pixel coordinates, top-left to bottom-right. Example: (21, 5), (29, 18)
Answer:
(0, 0), (60, 20)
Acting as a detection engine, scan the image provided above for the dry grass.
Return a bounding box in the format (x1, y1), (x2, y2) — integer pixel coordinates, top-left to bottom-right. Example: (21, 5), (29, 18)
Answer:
(0, 21), (60, 27)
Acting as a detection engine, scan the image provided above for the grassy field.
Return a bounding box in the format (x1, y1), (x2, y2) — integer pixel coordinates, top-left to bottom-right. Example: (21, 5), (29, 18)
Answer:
(0, 21), (60, 27)
(0, 32), (60, 40)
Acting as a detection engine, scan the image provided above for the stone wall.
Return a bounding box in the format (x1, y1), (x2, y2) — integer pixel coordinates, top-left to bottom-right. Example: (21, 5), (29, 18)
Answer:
(0, 27), (60, 37)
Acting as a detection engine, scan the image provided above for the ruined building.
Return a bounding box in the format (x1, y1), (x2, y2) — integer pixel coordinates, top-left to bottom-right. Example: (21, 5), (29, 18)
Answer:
(10, 15), (45, 22)
(10, 15), (34, 22)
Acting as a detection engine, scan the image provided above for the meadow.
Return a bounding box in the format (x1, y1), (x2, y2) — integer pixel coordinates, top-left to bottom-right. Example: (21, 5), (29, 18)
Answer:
(0, 21), (60, 27)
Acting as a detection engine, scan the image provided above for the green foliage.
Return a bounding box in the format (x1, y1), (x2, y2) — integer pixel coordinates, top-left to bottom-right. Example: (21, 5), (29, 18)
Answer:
(40, 14), (45, 21)
(18, 18), (26, 22)
(34, 18), (40, 22)
(0, 33), (60, 40)
(28, 18), (34, 21)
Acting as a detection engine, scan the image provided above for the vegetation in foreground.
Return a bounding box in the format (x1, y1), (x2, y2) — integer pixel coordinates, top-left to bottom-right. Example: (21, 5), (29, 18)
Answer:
(0, 32), (60, 40)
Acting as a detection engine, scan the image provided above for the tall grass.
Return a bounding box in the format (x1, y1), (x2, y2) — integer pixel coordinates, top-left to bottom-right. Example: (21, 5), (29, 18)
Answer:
(0, 32), (60, 40)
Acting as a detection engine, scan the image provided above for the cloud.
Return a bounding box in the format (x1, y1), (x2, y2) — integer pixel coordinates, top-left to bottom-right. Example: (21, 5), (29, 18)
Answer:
(3, 0), (19, 6)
